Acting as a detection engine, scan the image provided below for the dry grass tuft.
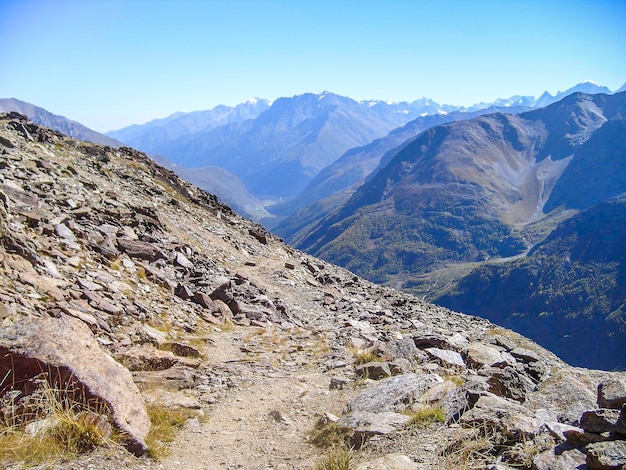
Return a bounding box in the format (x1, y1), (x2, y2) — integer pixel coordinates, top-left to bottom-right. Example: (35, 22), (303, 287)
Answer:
(0, 378), (117, 467)
(144, 404), (196, 460)
(313, 446), (355, 470)
(310, 418), (347, 449)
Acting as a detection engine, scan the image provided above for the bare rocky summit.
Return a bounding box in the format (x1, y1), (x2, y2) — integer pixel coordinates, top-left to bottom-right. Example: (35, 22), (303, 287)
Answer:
(1, 112), (625, 469)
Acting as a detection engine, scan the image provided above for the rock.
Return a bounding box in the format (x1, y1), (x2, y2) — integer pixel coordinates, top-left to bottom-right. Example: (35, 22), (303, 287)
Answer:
(138, 324), (168, 346)
(355, 361), (391, 380)
(533, 446), (588, 470)
(55, 223), (77, 243)
(563, 427), (609, 447)
(0, 315), (149, 455)
(348, 373), (440, 414)
(463, 343), (511, 369)
(117, 238), (164, 262)
(174, 252), (194, 270)
(337, 411), (410, 446)
(598, 378), (626, 410)
(356, 453), (417, 470)
(617, 404), (626, 435)
(508, 347), (540, 364)
(164, 341), (202, 358)
(482, 366), (530, 403)
(115, 346), (179, 371)
(542, 421), (582, 442)
(459, 395), (541, 440)
(248, 229), (268, 245)
(413, 333), (456, 350)
(585, 440), (626, 469)
(329, 377), (351, 390)
(175, 283), (194, 300)
(440, 376), (491, 422)
(524, 369), (598, 426)
(581, 409), (620, 434)
(419, 380), (458, 404)
(193, 291), (217, 311)
(269, 409), (292, 425)
(425, 347), (465, 368)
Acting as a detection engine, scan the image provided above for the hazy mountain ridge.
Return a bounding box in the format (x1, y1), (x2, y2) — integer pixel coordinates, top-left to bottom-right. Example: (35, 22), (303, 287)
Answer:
(0, 98), (123, 147)
(106, 99), (271, 154)
(145, 92), (434, 199)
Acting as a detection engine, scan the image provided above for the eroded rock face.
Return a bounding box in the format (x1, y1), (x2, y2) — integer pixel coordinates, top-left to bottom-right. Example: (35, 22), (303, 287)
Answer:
(0, 315), (150, 455)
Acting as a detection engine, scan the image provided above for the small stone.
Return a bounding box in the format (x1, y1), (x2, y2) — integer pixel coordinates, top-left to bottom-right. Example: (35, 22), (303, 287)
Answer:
(175, 252), (194, 270)
(355, 361), (391, 380)
(425, 347), (466, 368)
(329, 377), (351, 390)
(510, 347), (540, 363)
(533, 446), (587, 470)
(269, 410), (292, 425)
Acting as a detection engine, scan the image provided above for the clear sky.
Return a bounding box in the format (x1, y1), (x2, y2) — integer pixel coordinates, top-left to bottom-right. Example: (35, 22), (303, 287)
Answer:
(1, 0), (625, 132)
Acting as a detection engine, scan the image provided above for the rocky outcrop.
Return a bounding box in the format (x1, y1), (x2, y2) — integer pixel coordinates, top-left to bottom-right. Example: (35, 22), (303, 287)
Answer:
(0, 315), (149, 455)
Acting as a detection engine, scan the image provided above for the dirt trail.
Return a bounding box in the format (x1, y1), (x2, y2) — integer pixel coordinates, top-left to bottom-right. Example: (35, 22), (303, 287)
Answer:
(161, 329), (349, 470)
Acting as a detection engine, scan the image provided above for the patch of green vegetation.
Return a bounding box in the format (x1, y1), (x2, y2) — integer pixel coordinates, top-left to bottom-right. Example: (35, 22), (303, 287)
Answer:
(404, 405), (446, 428)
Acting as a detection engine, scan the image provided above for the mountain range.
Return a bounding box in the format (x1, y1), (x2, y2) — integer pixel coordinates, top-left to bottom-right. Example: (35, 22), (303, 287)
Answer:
(103, 80), (623, 221)
(2, 81), (625, 369)
(289, 90), (626, 369)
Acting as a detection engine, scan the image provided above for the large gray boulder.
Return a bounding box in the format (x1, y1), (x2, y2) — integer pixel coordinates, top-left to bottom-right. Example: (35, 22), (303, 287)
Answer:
(0, 315), (150, 455)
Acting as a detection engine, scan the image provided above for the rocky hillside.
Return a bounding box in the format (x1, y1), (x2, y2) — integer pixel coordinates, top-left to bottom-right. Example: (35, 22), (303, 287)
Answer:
(0, 98), (123, 148)
(1, 112), (625, 469)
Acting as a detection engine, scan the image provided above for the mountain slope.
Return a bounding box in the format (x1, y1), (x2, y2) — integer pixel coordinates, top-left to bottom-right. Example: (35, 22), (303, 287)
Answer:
(272, 105), (530, 237)
(0, 98), (123, 147)
(299, 92), (626, 269)
(435, 197), (626, 370)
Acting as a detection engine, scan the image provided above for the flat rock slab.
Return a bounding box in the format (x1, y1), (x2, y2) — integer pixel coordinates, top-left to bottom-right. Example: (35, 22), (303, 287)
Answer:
(463, 343), (511, 369)
(338, 411), (410, 436)
(459, 395), (540, 440)
(348, 373), (440, 414)
(0, 315), (150, 455)
(533, 446), (588, 470)
(425, 347), (465, 368)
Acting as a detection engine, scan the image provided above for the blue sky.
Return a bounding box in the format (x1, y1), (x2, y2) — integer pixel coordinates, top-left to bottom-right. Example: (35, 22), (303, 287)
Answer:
(1, 0), (625, 132)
